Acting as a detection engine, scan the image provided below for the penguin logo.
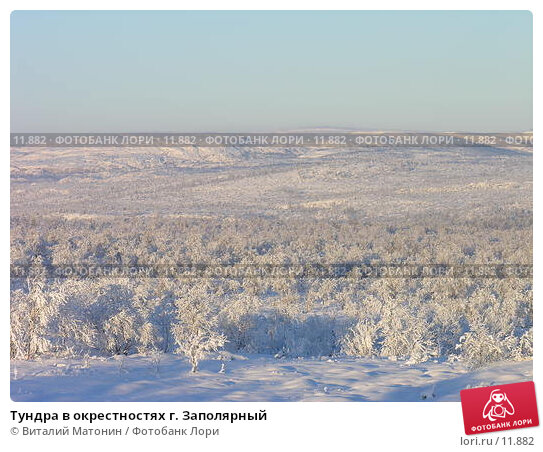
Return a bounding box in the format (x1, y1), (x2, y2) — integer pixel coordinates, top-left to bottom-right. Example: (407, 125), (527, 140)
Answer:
(482, 389), (515, 421)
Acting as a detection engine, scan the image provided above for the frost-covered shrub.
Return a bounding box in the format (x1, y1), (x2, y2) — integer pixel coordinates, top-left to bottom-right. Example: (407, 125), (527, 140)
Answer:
(50, 281), (97, 356)
(405, 322), (438, 364)
(455, 326), (509, 369)
(225, 312), (339, 357)
(341, 320), (378, 357)
(10, 289), (52, 359)
(10, 263), (63, 360)
(103, 309), (138, 355)
(54, 315), (95, 357)
(515, 328), (533, 358)
(283, 315), (338, 357)
(172, 284), (226, 372)
(137, 322), (160, 354)
(219, 292), (260, 350)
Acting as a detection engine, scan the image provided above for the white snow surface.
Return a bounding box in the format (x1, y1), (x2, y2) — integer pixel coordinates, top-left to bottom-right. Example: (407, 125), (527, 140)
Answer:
(10, 355), (532, 402)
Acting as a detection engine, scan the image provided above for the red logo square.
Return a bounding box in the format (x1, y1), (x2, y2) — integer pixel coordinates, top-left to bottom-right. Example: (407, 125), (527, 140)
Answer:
(460, 381), (539, 435)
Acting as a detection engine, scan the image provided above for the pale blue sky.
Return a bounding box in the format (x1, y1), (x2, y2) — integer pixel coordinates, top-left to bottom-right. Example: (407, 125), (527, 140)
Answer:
(11, 11), (532, 132)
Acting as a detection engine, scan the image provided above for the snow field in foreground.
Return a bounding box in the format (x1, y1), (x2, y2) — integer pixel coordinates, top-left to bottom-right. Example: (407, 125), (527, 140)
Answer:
(11, 355), (532, 402)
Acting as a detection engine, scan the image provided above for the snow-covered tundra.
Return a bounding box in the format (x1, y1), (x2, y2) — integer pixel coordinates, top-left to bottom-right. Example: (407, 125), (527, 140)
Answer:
(10, 144), (532, 401)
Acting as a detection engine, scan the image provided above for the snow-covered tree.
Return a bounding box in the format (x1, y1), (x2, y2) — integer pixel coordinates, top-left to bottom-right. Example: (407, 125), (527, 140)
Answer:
(137, 321), (160, 354)
(103, 308), (137, 355)
(172, 284), (226, 372)
(10, 257), (62, 359)
(456, 324), (507, 369)
(341, 319), (378, 357)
